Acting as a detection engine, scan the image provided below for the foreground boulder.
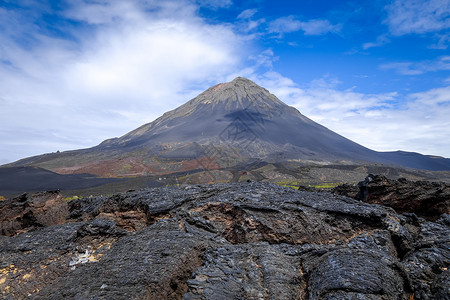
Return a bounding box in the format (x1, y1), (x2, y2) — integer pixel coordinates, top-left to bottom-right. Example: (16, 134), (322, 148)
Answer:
(332, 174), (450, 220)
(0, 191), (68, 236)
(1, 182), (449, 299)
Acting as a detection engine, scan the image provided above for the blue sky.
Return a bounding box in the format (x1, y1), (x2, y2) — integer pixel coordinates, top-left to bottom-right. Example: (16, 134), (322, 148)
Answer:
(1, 0), (449, 164)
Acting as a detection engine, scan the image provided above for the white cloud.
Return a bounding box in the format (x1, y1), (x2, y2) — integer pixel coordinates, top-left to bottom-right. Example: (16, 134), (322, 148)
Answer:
(268, 16), (302, 34)
(299, 19), (342, 36)
(234, 14), (265, 33)
(380, 56), (450, 75)
(385, 0), (450, 35)
(268, 16), (341, 36)
(0, 0), (246, 163)
(379, 62), (424, 75)
(362, 35), (390, 50)
(255, 72), (450, 158)
(196, 0), (232, 9)
(412, 86), (450, 106)
(63, 1), (145, 25)
(237, 9), (257, 19)
(429, 33), (450, 49)
(248, 49), (278, 69)
(67, 20), (240, 95)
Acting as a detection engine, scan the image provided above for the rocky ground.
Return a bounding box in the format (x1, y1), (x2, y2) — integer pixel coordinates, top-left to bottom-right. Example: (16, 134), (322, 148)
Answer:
(332, 174), (450, 221)
(1, 182), (449, 299)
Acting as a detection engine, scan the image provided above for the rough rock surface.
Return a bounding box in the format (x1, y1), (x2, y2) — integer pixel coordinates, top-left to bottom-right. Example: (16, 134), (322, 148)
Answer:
(1, 182), (449, 299)
(0, 191), (69, 236)
(332, 174), (450, 220)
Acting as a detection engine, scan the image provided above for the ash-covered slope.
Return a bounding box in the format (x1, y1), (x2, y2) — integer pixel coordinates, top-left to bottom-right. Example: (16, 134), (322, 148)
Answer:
(6, 77), (450, 173)
(96, 77), (450, 170)
(99, 77), (377, 161)
(1, 182), (449, 299)
(0, 167), (122, 195)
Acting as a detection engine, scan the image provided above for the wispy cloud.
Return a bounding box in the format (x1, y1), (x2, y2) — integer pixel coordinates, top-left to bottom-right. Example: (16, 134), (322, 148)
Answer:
(385, 0), (450, 35)
(380, 56), (450, 75)
(429, 33), (450, 49)
(268, 16), (341, 36)
(379, 62), (424, 75)
(268, 16), (302, 34)
(412, 86), (450, 106)
(198, 0), (232, 9)
(235, 9), (265, 33)
(362, 34), (390, 50)
(237, 9), (258, 19)
(248, 49), (278, 69)
(359, 0), (450, 50)
(300, 19), (342, 36)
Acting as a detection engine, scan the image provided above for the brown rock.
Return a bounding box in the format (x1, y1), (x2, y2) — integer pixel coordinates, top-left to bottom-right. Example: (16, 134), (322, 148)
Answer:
(0, 191), (69, 236)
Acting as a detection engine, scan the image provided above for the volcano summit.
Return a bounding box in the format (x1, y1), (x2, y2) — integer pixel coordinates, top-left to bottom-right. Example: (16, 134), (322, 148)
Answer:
(5, 77), (450, 180)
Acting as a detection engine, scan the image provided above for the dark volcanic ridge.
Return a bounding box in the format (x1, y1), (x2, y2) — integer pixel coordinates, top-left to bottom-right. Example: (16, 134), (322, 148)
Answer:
(0, 166), (123, 196)
(1, 182), (449, 299)
(4, 77), (450, 182)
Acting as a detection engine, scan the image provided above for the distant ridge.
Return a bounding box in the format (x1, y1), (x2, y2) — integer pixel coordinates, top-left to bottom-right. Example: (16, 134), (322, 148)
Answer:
(4, 77), (450, 177)
(0, 166), (122, 195)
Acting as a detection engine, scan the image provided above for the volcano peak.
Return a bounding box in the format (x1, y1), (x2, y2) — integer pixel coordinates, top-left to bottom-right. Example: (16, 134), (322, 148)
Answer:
(8, 77), (450, 174)
(230, 76), (257, 85)
(193, 77), (282, 111)
(202, 76), (259, 96)
(214, 76), (257, 90)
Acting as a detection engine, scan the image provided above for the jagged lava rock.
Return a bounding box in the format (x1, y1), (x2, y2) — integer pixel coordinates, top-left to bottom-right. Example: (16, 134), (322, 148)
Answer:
(333, 174), (450, 220)
(0, 182), (449, 299)
(0, 191), (69, 236)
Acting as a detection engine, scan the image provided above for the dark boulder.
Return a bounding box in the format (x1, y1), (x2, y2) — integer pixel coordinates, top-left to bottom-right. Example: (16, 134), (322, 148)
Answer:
(333, 174), (450, 220)
(0, 191), (69, 236)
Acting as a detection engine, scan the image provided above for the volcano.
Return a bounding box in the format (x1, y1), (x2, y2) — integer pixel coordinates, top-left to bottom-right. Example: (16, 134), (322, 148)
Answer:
(6, 77), (450, 177)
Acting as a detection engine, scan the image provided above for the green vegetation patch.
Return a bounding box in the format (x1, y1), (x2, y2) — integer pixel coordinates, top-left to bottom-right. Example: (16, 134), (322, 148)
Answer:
(64, 196), (80, 201)
(275, 180), (300, 189)
(274, 180), (341, 190)
(311, 183), (340, 189)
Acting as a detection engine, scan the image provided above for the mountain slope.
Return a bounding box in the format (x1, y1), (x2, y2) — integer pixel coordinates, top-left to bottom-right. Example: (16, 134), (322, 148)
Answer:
(5, 77), (450, 175)
(99, 77), (373, 159)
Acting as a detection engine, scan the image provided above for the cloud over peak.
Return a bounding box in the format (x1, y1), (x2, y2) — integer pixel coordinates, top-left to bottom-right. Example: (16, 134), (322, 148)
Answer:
(268, 16), (341, 36)
(0, 0), (246, 162)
